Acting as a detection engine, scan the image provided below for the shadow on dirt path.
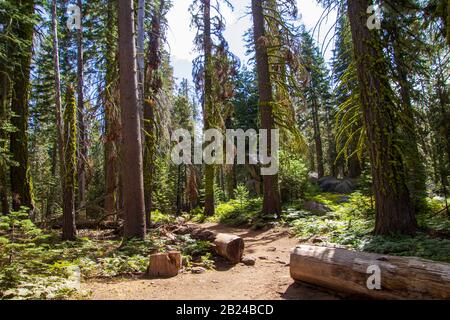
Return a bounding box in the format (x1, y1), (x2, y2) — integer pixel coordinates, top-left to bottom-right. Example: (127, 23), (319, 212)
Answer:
(83, 223), (343, 300)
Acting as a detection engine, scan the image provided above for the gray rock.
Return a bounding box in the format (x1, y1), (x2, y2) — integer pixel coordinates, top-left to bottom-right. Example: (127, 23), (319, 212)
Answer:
(335, 180), (356, 194)
(303, 200), (331, 215)
(191, 267), (206, 274)
(308, 172), (319, 184)
(318, 176), (356, 194)
(319, 177), (342, 192)
(241, 256), (256, 266)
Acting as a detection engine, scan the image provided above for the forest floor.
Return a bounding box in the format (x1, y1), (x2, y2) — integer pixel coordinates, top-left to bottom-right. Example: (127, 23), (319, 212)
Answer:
(83, 223), (343, 300)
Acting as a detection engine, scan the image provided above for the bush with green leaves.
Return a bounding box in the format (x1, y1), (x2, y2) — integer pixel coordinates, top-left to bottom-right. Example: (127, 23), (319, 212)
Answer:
(279, 150), (310, 202)
(0, 209), (216, 300)
(287, 192), (450, 263)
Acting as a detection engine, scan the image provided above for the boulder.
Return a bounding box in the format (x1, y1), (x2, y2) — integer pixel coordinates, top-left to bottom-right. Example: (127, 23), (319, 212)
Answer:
(318, 177), (342, 192)
(303, 200), (332, 215)
(318, 177), (356, 194)
(335, 180), (355, 194)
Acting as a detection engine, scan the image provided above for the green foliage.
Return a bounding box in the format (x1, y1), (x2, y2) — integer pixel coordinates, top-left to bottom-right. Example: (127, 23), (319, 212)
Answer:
(288, 192), (450, 262)
(279, 150), (309, 202)
(151, 209), (175, 224)
(210, 190), (262, 227)
(289, 192), (374, 247)
(0, 208), (216, 300)
(362, 235), (450, 262)
(0, 208), (82, 299)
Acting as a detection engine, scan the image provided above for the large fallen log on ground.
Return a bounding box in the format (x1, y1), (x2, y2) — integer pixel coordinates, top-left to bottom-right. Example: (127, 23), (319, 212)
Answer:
(174, 224), (244, 264)
(290, 245), (450, 300)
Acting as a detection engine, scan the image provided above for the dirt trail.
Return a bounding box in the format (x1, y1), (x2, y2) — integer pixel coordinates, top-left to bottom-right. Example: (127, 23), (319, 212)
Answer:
(83, 224), (341, 300)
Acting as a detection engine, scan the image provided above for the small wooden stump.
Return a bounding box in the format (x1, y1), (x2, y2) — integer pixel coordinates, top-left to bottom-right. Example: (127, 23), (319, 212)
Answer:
(147, 251), (182, 278)
(213, 233), (244, 264)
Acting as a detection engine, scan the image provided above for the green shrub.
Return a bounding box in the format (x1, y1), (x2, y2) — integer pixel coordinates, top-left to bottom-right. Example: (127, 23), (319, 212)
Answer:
(279, 150), (309, 202)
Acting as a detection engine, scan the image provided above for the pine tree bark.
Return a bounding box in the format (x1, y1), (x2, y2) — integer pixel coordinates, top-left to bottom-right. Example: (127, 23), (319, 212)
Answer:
(311, 96), (325, 179)
(0, 71), (10, 215)
(347, 0), (417, 235)
(137, 0), (145, 120)
(251, 0), (281, 216)
(63, 86), (78, 241)
(9, 0), (35, 214)
(51, 0), (69, 233)
(203, 0), (215, 216)
(104, 0), (120, 217)
(118, 0), (146, 239)
(144, 0), (166, 224)
(76, 0), (87, 210)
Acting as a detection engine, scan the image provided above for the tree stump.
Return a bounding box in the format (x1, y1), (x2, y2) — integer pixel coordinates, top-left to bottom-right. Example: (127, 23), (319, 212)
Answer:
(147, 251), (182, 278)
(213, 233), (244, 264)
(290, 245), (450, 300)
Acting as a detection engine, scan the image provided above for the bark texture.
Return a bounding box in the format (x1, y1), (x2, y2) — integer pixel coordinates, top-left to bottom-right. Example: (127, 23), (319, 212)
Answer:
(251, 0), (281, 216)
(9, 0), (35, 214)
(290, 245), (450, 300)
(118, 0), (146, 239)
(203, 0), (215, 216)
(347, 0), (417, 235)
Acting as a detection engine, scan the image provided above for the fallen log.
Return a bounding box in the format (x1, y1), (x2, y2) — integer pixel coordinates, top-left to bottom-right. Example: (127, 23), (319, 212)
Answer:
(147, 251), (182, 278)
(213, 233), (245, 264)
(174, 224), (244, 264)
(290, 245), (450, 300)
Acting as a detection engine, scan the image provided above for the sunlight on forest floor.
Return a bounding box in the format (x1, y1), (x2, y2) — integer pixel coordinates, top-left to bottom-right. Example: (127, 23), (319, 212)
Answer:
(1, 192), (449, 300)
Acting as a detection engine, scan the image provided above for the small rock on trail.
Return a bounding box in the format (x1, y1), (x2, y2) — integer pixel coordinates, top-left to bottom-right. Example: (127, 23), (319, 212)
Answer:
(241, 256), (256, 266)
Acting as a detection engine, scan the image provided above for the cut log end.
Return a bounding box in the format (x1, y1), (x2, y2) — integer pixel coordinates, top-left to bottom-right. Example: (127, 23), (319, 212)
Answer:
(147, 251), (182, 279)
(214, 233), (244, 264)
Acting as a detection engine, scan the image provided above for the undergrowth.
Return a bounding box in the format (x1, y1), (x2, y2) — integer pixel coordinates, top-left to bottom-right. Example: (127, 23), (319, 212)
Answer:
(0, 209), (213, 300)
(286, 192), (450, 263)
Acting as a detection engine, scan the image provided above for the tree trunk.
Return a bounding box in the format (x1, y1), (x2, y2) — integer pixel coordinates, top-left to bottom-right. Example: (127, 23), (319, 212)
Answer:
(311, 96), (324, 179)
(347, 144), (362, 179)
(51, 0), (68, 230)
(251, 0), (281, 217)
(203, 0), (215, 216)
(0, 70), (10, 215)
(347, 0), (416, 235)
(9, 0), (35, 215)
(104, 0), (120, 217)
(62, 86), (78, 241)
(290, 245), (450, 300)
(144, 0), (166, 224)
(137, 0), (145, 120)
(76, 0), (87, 210)
(118, 0), (146, 239)
(325, 104), (337, 177)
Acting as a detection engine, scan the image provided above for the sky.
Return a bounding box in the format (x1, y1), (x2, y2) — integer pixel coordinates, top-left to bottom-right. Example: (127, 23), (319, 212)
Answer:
(166, 0), (338, 84)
